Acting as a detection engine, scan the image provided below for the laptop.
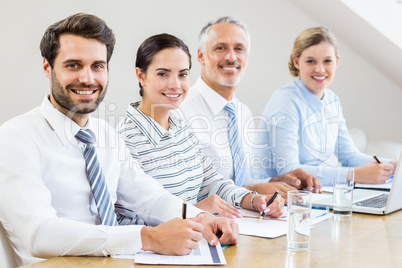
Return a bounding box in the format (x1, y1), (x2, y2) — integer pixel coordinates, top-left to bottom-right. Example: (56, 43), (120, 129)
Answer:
(313, 151), (402, 215)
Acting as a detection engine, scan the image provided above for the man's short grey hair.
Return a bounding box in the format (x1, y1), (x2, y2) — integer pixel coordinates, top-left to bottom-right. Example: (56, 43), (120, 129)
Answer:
(199, 16), (251, 52)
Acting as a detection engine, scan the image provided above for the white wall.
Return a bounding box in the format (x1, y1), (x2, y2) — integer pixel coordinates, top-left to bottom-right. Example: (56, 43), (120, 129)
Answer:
(1, 0), (401, 143)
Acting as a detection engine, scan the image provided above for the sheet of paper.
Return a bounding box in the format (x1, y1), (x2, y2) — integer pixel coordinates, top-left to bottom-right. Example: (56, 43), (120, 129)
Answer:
(354, 177), (393, 190)
(322, 186), (334, 193)
(236, 212), (288, 238)
(323, 176), (393, 192)
(112, 238), (226, 265)
(236, 208), (331, 238)
(312, 193), (332, 202)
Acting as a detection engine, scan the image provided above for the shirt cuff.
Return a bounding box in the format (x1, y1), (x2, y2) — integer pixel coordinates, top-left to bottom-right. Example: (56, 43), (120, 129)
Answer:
(186, 204), (205, 218)
(107, 225), (144, 256)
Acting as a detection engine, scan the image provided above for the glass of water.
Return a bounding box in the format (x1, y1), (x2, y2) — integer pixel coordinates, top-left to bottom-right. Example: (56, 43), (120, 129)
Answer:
(287, 190), (312, 251)
(333, 168), (354, 217)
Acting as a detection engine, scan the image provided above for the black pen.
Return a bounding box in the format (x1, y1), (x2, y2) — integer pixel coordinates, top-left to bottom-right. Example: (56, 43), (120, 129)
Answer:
(182, 199), (187, 219)
(258, 191), (279, 223)
(373, 154), (381, 164)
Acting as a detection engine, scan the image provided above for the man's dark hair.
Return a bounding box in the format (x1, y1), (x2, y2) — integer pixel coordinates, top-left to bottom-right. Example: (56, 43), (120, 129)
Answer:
(40, 13), (115, 68)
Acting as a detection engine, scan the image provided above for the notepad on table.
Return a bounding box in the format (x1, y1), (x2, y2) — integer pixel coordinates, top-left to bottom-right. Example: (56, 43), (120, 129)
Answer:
(236, 207), (331, 238)
(112, 238), (226, 265)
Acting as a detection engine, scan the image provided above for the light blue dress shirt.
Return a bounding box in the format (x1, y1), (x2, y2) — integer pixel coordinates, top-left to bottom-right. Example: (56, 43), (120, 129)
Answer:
(253, 80), (374, 185)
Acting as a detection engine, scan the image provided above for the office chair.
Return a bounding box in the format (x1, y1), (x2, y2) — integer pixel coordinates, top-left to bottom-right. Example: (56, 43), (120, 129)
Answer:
(0, 222), (17, 268)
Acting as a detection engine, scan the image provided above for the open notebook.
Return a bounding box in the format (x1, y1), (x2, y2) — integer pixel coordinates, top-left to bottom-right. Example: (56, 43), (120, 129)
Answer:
(313, 151), (402, 215)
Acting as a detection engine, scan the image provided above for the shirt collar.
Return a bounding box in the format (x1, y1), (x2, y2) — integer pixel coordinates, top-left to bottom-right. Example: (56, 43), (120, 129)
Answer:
(39, 95), (97, 146)
(294, 79), (325, 111)
(195, 77), (238, 115)
(126, 102), (184, 147)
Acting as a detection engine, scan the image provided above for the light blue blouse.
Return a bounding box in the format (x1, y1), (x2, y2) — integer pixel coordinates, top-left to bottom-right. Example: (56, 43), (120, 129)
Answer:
(253, 80), (373, 185)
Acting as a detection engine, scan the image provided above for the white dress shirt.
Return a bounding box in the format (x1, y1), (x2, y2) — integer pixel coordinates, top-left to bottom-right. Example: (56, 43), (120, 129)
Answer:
(180, 77), (269, 185)
(0, 96), (202, 266)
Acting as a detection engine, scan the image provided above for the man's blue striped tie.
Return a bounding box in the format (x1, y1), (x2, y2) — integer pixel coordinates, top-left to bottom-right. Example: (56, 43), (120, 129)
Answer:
(76, 129), (118, 226)
(225, 103), (247, 187)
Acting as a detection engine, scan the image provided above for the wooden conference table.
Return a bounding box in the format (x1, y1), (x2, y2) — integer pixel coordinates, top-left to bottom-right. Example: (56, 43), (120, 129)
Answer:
(22, 210), (402, 268)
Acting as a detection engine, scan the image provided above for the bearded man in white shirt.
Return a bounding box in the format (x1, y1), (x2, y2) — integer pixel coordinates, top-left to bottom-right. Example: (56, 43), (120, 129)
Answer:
(180, 17), (322, 206)
(0, 13), (238, 266)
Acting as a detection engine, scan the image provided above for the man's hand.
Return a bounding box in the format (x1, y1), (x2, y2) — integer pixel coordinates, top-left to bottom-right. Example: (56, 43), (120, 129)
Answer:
(200, 213), (239, 246)
(194, 194), (242, 218)
(141, 214), (204, 255)
(270, 169), (321, 193)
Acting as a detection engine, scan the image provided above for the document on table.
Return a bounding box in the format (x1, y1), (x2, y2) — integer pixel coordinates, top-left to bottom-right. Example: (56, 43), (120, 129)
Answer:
(322, 186), (334, 193)
(322, 176), (393, 192)
(236, 208), (331, 238)
(112, 238), (226, 265)
(354, 177), (393, 191)
(235, 209), (287, 238)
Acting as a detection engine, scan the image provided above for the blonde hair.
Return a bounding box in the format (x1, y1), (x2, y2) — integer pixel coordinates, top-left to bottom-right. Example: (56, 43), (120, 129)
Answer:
(288, 26), (338, 77)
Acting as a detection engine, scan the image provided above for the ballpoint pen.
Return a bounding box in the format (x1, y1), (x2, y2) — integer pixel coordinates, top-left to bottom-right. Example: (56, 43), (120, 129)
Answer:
(373, 154), (381, 164)
(182, 199), (187, 219)
(258, 191), (279, 223)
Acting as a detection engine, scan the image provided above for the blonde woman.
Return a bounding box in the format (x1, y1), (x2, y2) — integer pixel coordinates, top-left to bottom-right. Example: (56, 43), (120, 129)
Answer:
(254, 27), (396, 185)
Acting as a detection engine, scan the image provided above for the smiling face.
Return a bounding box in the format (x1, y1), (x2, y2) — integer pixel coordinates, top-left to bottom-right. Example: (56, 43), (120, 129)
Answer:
(198, 23), (249, 99)
(44, 34), (108, 123)
(137, 47), (190, 114)
(293, 41), (339, 99)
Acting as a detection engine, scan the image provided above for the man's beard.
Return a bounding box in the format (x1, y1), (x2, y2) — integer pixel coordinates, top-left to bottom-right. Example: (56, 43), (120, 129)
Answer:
(205, 60), (244, 87)
(51, 71), (107, 114)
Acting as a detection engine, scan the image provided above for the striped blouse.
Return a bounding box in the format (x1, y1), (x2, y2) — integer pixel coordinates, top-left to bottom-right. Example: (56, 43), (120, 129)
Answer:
(116, 103), (251, 224)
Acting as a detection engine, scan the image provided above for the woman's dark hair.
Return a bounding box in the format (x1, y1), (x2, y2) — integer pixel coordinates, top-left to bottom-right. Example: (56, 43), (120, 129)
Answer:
(40, 13), (115, 68)
(136, 33), (191, 96)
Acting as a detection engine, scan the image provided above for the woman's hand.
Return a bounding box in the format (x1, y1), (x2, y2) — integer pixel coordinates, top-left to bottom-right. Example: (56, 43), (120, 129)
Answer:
(355, 161), (395, 184)
(194, 194), (242, 218)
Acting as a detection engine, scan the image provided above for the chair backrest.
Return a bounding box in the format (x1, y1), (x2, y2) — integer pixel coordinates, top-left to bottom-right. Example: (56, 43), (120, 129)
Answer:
(0, 222), (17, 268)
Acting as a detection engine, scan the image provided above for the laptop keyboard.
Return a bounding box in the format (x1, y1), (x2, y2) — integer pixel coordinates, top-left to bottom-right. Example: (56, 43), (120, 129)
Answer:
(354, 194), (389, 208)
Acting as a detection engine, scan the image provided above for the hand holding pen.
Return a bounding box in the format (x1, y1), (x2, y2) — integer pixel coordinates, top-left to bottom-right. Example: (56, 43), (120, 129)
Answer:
(354, 154), (395, 184)
(373, 153), (396, 182)
(250, 191), (283, 221)
(258, 191), (279, 222)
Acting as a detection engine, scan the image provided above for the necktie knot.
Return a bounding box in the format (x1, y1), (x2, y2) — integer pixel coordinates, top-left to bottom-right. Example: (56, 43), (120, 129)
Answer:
(76, 129), (95, 145)
(224, 103), (236, 116)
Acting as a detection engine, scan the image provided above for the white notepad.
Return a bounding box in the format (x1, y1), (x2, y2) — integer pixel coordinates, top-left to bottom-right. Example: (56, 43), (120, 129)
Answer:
(112, 238), (226, 265)
(235, 208), (331, 238)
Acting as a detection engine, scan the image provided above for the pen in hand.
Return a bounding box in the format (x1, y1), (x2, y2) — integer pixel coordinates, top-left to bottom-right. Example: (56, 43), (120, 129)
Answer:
(258, 191), (279, 223)
(373, 153), (394, 181)
(373, 154), (381, 164)
(182, 199), (187, 219)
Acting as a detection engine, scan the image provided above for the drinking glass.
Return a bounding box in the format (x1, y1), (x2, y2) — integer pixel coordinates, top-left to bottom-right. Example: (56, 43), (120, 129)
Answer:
(287, 190), (312, 251)
(333, 168), (354, 217)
